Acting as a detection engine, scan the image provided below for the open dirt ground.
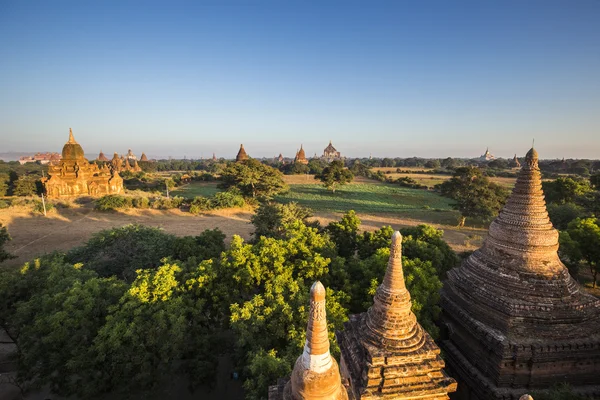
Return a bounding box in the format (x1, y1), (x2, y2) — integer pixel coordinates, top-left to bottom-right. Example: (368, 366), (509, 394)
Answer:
(0, 202), (485, 269)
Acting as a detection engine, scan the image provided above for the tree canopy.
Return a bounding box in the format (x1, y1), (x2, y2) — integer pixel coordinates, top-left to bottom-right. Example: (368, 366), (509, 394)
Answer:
(438, 166), (509, 227)
(314, 160), (354, 193)
(560, 218), (600, 288)
(219, 159), (288, 199)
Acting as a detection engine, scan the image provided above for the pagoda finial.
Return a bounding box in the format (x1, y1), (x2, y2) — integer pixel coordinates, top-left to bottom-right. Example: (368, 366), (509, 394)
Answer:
(68, 128), (77, 144)
(286, 281), (348, 399)
(302, 281), (331, 364)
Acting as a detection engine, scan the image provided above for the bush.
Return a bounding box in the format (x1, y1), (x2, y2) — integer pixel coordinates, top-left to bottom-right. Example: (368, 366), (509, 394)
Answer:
(0, 200), (9, 209)
(211, 190), (245, 209)
(66, 224), (177, 282)
(151, 196), (184, 210)
(95, 195), (132, 211)
(132, 196), (150, 209)
(33, 200), (55, 214)
(189, 196), (212, 214)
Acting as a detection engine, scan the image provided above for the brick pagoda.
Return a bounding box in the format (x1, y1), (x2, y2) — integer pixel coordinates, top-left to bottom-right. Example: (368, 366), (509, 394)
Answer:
(337, 231), (457, 399)
(440, 148), (600, 399)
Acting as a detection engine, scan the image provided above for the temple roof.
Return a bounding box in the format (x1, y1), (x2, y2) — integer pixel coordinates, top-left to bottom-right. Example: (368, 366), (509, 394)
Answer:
(236, 144), (249, 162)
(324, 140), (337, 153)
(61, 128), (86, 160)
(97, 150), (109, 162)
(297, 144), (307, 160)
(140, 152), (148, 161)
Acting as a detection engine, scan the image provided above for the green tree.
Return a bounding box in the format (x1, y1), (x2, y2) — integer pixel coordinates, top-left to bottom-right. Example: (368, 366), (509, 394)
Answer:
(314, 160), (354, 193)
(326, 210), (361, 257)
(66, 224), (178, 282)
(439, 166), (509, 227)
(219, 159), (288, 199)
(251, 202), (315, 240)
(12, 176), (38, 196)
(561, 218), (600, 287)
(547, 203), (586, 230)
(542, 177), (592, 205)
(0, 173), (9, 196)
(0, 224), (15, 263)
(590, 174), (600, 190)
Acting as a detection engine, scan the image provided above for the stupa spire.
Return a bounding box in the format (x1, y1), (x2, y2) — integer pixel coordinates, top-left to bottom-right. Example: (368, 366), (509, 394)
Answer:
(285, 281), (348, 400)
(68, 128), (77, 144)
(484, 147), (562, 275)
(363, 231), (424, 350)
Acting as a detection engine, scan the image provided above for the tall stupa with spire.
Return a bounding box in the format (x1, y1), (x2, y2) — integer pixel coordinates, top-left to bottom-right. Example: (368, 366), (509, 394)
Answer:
(337, 231), (457, 399)
(440, 147), (600, 398)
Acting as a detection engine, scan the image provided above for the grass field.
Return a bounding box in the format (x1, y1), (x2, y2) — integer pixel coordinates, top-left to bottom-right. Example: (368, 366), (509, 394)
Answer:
(372, 169), (517, 189)
(172, 181), (221, 198)
(276, 182), (455, 215)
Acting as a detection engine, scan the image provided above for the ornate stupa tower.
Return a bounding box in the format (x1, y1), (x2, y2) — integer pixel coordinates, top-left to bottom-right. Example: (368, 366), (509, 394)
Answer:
(440, 148), (600, 399)
(97, 149), (109, 162)
(295, 145), (309, 165)
(269, 282), (348, 400)
(236, 144), (249, 162)
(337, 232), (457, 399)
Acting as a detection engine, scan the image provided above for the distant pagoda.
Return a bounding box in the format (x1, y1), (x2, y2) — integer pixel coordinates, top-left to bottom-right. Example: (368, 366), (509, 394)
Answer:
(125, 149), (137, 161)
(43, 128), (123, 198)
(236, 144), (249, 162)
(269, 282), (348, 400)
(294, 145), (309, 165)
(323, 140), (341, 162)
(97, 150), (109, 162)
(440, 148), (600, 399)
(212, 153), (217, 161)
(479, 147), (495, 161)
(140, 152), (149, 162)
(337, 231), (457, 399)
(509, 153), (521, 168)
(111, 152), (122, 173)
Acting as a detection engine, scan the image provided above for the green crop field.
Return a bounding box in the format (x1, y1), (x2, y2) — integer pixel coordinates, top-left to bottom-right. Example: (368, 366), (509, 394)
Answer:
(172, 182), (221, 198)
(276, 183), (456, 216)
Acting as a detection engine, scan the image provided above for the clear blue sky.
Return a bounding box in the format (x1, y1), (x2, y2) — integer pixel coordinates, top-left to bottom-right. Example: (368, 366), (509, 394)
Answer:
(1, 0), (599, 159)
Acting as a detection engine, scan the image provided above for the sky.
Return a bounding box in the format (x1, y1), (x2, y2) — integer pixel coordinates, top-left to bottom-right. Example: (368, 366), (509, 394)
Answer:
(0, 0), (599, 159)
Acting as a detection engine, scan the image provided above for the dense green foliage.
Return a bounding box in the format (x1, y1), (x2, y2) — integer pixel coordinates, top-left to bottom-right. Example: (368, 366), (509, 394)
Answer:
(542, 177), (592, 205)
(251, 202), (316, 240)
(315, 160), (354, 192)
(559, 218), (600, 287)
(12, 176), (38, 196)
(0, 223), (15, 263)
(219, 159), (288, 199)
(439, 166), (509, 226)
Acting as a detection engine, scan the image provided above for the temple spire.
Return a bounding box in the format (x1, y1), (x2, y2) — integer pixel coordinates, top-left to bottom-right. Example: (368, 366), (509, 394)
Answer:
(285, 281), (348, 400)
(68, 128), (77, 144)
(363, 231), (424, 350)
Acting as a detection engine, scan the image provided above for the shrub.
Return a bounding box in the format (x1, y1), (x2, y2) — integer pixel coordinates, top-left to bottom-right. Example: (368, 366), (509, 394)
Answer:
(0, 200), (9, 209)
(132, 196), (150, 209)
(211, 190), (245, 209)
(33, 200), (55, 214)
(95, 195), (132, 211)
(151, 196), (184, 210)
(189, 196), (212, 215)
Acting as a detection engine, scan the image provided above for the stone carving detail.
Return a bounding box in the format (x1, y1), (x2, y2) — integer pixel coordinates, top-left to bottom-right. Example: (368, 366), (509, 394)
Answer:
(310, 300), (325, 322)
(440, 147), (600, 399)
(336, 231), (457, 399)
